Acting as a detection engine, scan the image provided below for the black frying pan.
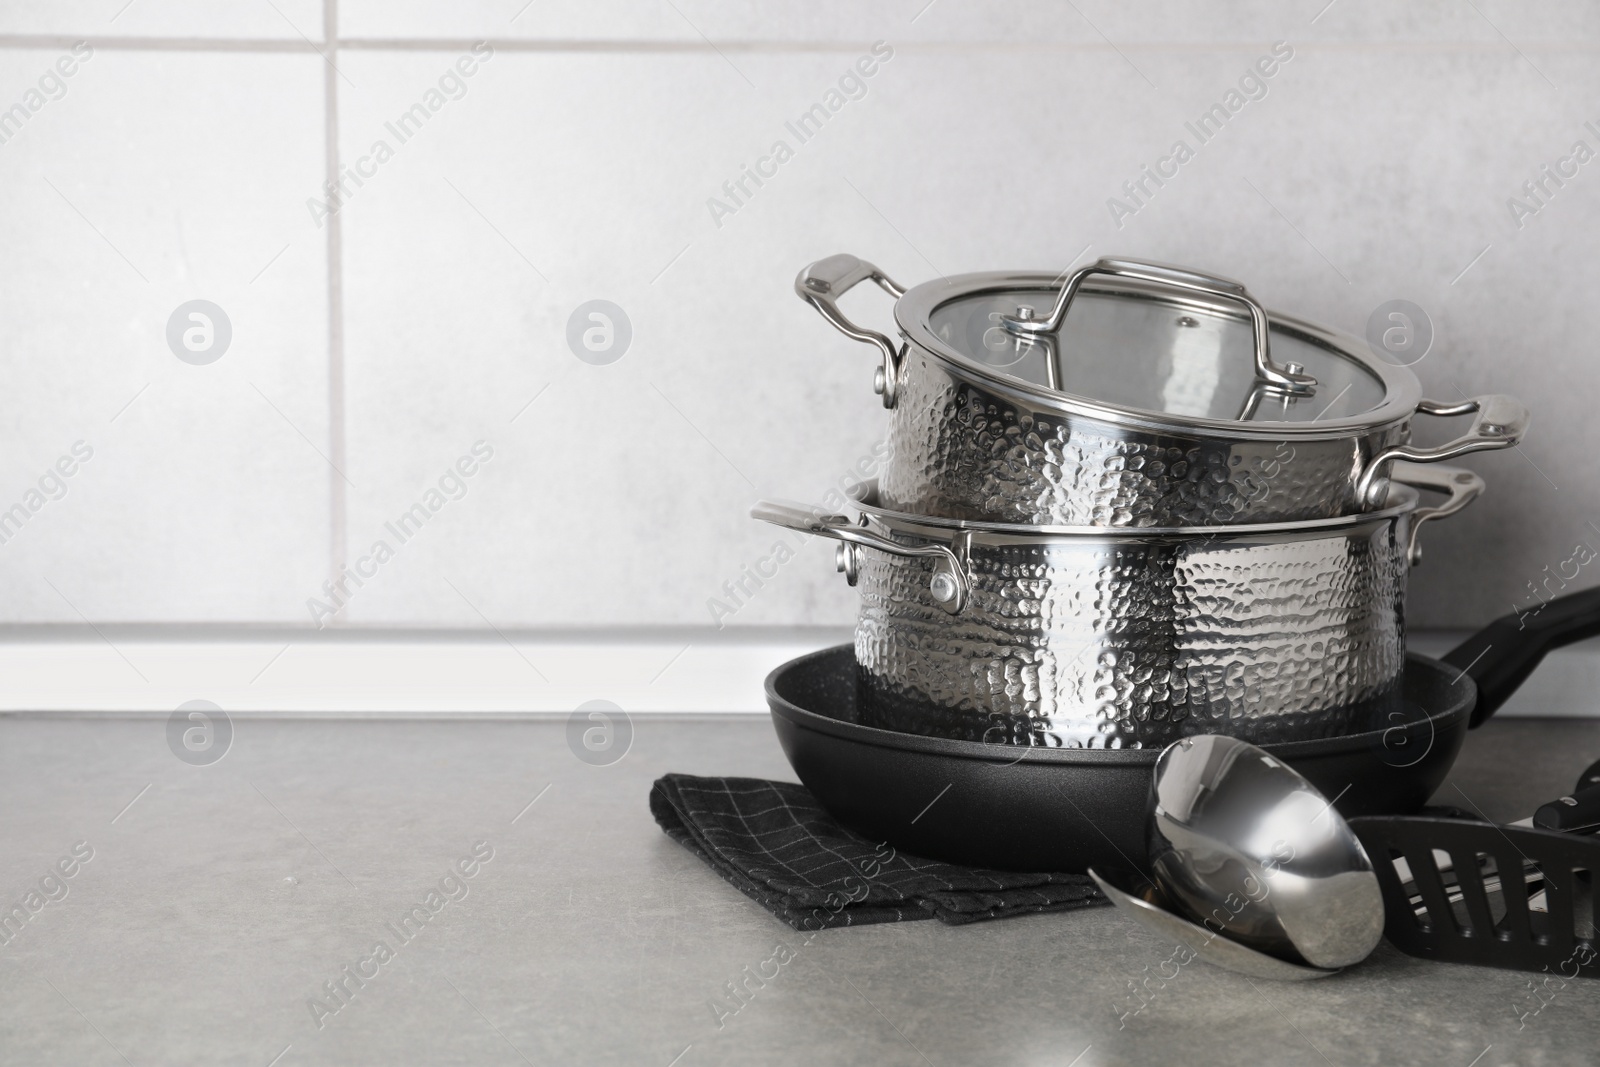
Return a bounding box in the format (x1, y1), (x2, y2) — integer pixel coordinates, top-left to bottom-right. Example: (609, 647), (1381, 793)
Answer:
(766, 586), (1600, 874)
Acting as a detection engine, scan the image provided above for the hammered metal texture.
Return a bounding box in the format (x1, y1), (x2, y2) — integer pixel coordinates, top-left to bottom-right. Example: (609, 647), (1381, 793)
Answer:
(878, 348), (1411, 527)
(853, 517), (1409, 749)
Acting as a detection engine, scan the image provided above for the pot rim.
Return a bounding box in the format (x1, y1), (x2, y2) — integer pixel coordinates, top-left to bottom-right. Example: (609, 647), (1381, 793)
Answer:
(894, 271), (1425, 440)
(849, 478), (1421, 544)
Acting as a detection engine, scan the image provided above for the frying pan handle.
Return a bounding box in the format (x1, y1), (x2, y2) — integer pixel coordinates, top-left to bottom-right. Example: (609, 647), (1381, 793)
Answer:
(751, 499), (971, 614)
(1355, 395), (1529, 507)
(1444, 583), (1600, 728)
(1392, 460), (1483, 566)
(795, 254), (906, 409)
(999, 257), (1318, 397)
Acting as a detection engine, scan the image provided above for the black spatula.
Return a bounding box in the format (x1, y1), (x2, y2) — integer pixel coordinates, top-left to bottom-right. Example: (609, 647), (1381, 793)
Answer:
(1351, 815), (1600, 976)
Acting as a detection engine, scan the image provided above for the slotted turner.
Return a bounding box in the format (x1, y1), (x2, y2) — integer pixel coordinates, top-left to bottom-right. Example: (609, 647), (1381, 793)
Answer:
(1351, 815), (1600, 976)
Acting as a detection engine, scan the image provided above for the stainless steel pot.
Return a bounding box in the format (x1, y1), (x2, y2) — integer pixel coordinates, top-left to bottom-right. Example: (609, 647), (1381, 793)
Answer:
(754, 461), (1482, 749)
(797, 254), (1526, 526)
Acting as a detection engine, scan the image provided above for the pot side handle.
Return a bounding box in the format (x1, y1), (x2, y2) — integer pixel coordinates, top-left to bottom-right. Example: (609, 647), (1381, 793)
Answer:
(1391, 460), (1483, 566)
(1443, 583), (1600, 729)
(1356, 394), (1529, 506)
(751, 499), (970, 614)
(795, 255), (906, 409)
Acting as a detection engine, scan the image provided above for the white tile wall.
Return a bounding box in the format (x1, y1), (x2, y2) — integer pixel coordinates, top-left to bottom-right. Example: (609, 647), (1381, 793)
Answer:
(0, 49), (330, 623)
(336, 0), (1100, 45)
(3, 3), (1600, 631)
(334, 0), (1596, 45)
(0, 0), (324, 39)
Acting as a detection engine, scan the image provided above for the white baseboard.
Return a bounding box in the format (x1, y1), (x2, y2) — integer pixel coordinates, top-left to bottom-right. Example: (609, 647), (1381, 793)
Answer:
(0, 630), (853, 714)
(0, 630), (1594, 717)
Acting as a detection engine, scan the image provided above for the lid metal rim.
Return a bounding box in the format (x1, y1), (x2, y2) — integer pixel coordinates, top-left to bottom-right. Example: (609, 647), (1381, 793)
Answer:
(894, 271), (1424, 438)
(850, 479), (1419, 543)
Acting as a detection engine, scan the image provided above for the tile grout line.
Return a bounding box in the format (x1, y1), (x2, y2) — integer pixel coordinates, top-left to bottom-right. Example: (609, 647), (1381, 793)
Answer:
(4, 34), (1600, 54)
(324, 0), (348, 620)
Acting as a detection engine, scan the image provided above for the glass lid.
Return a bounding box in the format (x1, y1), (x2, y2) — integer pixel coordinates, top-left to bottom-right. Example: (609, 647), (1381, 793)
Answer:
(904, 259), (1415, 429)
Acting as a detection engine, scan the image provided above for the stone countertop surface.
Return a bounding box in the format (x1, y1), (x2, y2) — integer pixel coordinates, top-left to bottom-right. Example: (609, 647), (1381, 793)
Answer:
(2, 713), (1599, 1066)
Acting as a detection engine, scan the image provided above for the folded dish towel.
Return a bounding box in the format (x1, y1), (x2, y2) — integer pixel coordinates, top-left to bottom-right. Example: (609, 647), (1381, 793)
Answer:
(650, 773), (1106, 929)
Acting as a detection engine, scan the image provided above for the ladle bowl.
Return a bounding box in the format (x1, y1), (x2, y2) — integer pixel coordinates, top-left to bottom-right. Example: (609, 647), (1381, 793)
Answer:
(1149, 735), (1385, 970)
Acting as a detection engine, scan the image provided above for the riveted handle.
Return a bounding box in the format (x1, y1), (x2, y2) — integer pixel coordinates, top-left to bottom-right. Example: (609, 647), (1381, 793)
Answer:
(795, 254), (907, 408)
(751, 499), (970, 613)
(1000, 256), (1318, 398)
(1356, 395), (1529, 507)
(1390, 461), (1483, 566)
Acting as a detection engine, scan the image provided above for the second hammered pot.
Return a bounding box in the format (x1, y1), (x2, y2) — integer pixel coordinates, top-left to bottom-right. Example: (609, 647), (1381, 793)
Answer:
(754, 461), (1482, 749)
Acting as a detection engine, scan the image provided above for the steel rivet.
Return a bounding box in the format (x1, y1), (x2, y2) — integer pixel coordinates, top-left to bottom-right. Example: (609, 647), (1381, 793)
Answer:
(835, 544), (860, 586)
(873, 366), (886, 395)
(929, 573), (958, 603)
(1177, 316), (1199, 328)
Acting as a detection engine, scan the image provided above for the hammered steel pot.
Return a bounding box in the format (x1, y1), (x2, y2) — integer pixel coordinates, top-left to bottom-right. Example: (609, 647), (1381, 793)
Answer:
(797, 254), (1527, 527)
(754, 462), (1483, 749)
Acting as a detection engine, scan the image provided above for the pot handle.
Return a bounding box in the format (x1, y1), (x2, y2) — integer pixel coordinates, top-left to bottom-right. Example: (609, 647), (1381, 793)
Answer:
(1391, 460), (1483, 566)
(1000, 256), (1318, 397)
(1355, 394), (1529, 507)
(751, 499), (971, 614)
(795, 255), (907, 409)
(1443, 583), (1600, 729)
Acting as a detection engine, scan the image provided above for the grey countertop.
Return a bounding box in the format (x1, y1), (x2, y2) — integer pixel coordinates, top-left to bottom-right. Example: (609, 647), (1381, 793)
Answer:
(3, 713), (1600, 1066)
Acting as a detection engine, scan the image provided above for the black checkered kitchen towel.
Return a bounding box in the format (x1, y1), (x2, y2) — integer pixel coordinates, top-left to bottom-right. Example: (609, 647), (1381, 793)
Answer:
(650, 774), (1106, 929)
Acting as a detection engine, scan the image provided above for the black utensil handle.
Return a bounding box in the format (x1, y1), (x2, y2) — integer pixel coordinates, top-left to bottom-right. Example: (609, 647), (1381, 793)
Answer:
(1576, 757), (1600, 794)
(1443, 584), (1600, 728)
(1534, 784), (1600, 832)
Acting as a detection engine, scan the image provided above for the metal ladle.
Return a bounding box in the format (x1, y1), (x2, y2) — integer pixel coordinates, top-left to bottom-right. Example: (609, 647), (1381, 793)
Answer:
(1091, 734), (1385, 977)
(1089, 867), (1337, 981)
